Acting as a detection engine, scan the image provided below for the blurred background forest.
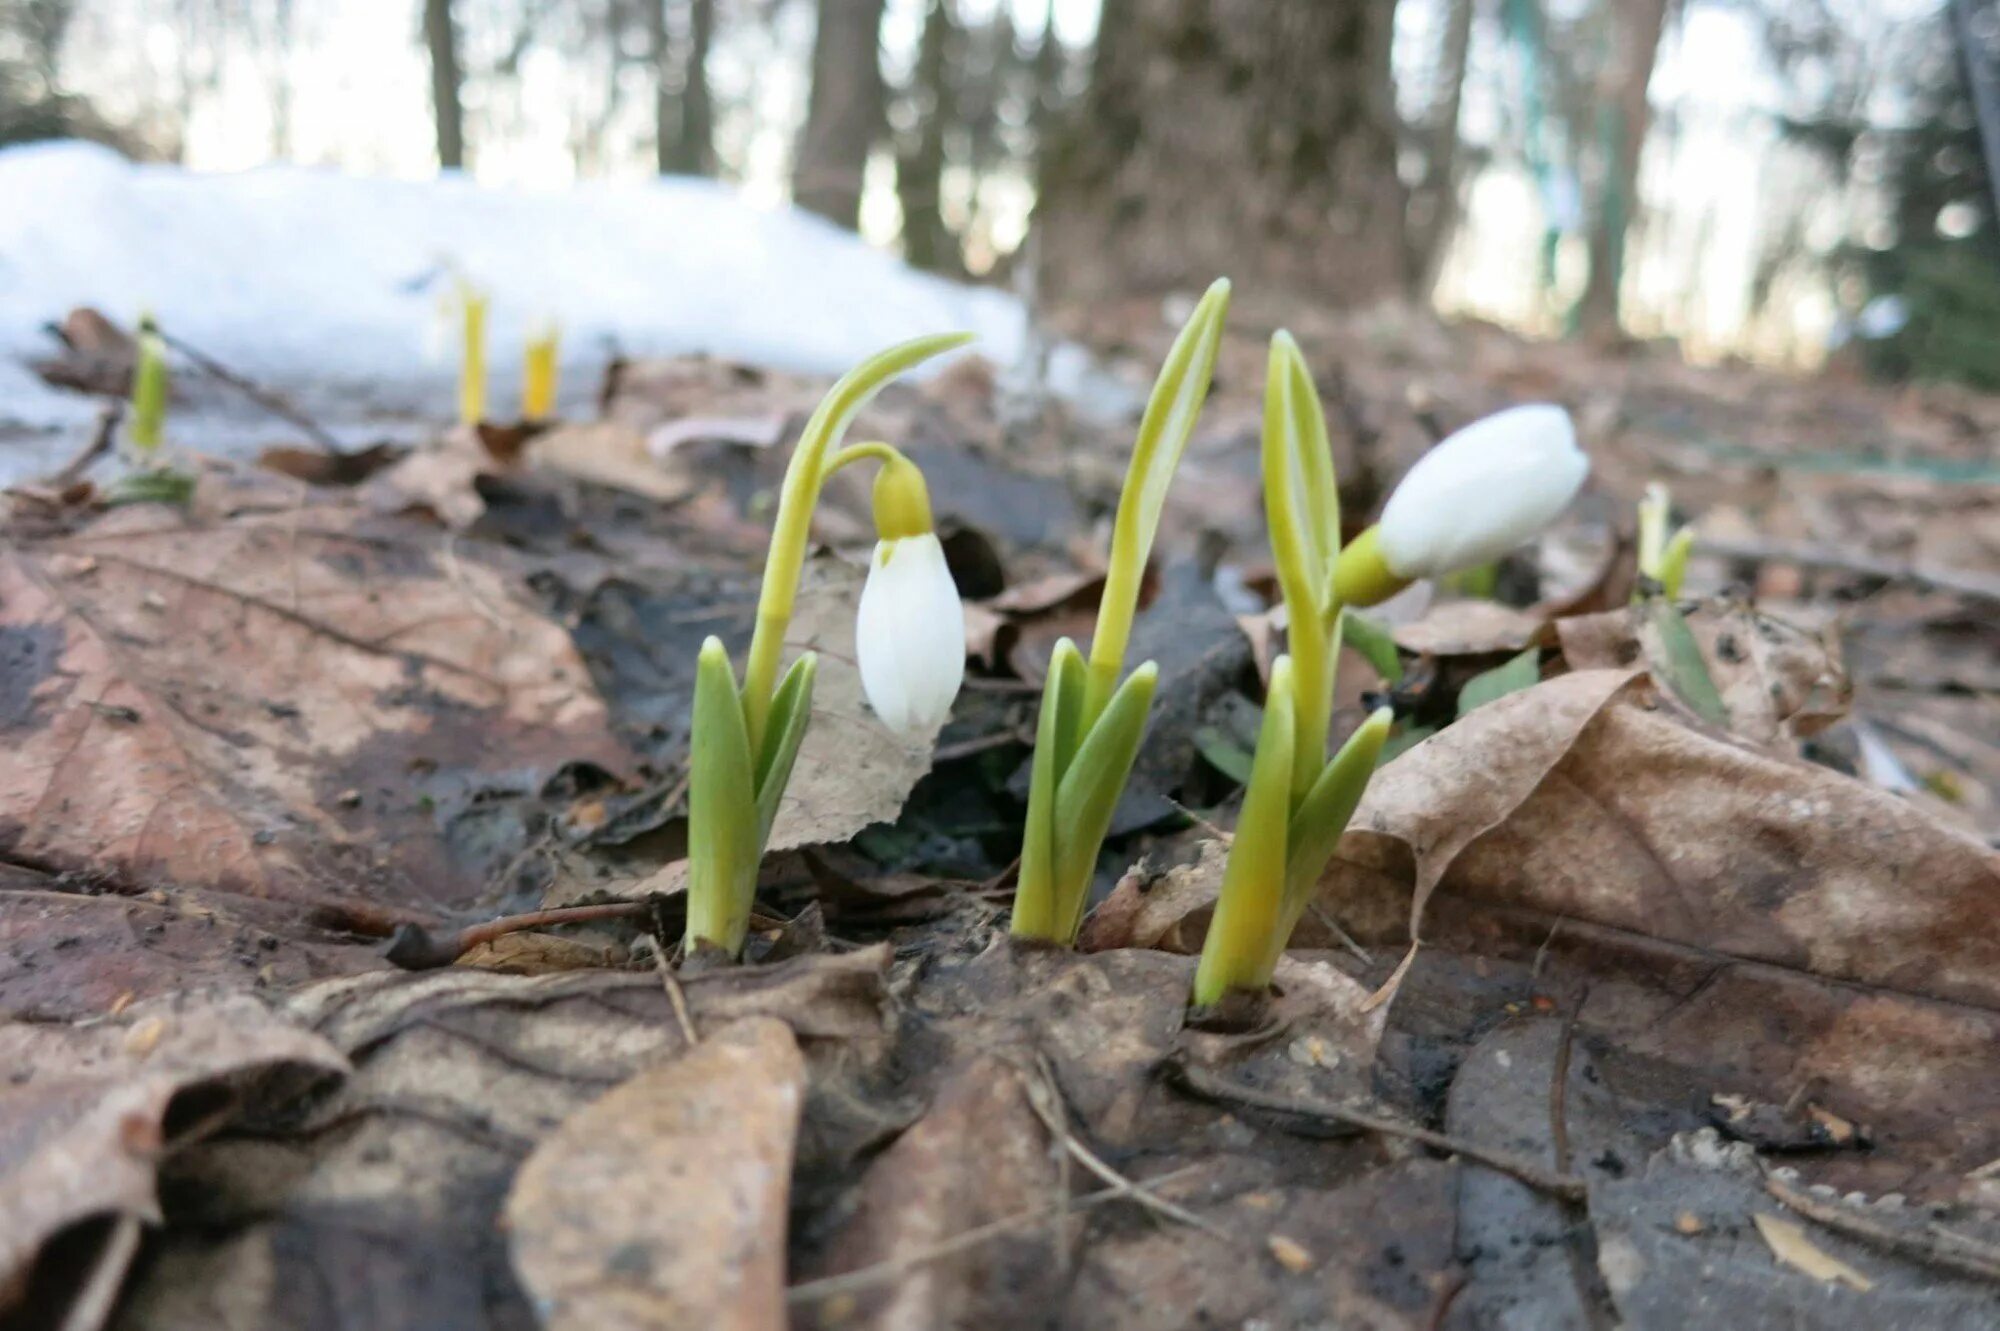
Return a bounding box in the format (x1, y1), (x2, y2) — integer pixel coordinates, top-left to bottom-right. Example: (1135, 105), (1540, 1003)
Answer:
(2, 0), (1996, 387)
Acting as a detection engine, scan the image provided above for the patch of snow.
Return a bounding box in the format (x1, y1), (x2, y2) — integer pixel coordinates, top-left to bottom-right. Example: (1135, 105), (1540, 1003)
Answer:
(0, 140), (1030, 478)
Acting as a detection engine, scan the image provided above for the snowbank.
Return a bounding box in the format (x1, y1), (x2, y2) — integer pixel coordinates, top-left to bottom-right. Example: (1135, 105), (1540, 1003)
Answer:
(0, 141), (1027, 425)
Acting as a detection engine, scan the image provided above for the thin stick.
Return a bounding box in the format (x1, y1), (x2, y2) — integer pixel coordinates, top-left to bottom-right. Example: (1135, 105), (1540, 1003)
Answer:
(1166, 1060), (1588, 1201)
(1023, 1052), (1225, 1239)
(47, 401), (123, 486)
(1765, 1175), (2000, 1284)
(154, 325), (344, 452)
(1549, 1001), (1580, 1176)
(384, 901), (650, 969)
(653, 943), (700, 1046)
(785, 1166), (1204, 1304)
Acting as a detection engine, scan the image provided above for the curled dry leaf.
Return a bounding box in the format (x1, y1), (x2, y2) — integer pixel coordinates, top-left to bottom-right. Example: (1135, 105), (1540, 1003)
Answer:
(0, 488), (628, 924)
(1336, 672), (2000, 1009)
(529, 420), (692, 502)
(1753, 1213), (1876, 1292)
(505, 1018), (806, 1331)
(0, 995), (345, 1330)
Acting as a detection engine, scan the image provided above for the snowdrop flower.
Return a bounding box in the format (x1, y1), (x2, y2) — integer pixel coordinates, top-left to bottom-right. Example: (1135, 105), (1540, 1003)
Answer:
(1337, 404), (1588, 605)
(855, 452), (964, 736)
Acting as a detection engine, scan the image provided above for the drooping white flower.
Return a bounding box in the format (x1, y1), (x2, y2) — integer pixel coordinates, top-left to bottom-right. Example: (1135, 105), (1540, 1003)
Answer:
(856, 532), (965, 736)
(1377, 404), (1588, 579)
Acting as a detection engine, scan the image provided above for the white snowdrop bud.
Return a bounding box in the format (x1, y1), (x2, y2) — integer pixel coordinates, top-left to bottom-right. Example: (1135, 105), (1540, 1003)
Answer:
(1377, 403), (1588, 579)
(856, 532), (965, 737)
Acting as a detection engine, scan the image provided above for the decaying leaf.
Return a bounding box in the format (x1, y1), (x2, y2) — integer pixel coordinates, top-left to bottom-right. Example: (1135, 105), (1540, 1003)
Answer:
(1558, 600), (1849, 748)
(113, 949), (891, 1330)
(0, 478), (628, 925)
(506, 1018), (806, 1331)
(528, 420), (693, 502)
(0, 995), (346, 1329)
(1391, 600), (1550, 658)
(796, 1053), (1061, 1331)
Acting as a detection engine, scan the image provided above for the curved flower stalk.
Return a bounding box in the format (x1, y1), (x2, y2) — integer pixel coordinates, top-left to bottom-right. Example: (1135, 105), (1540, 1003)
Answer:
(1009, 278), (1232, 944)
(1193, 338), (1589, 1007)
(686, 333), (972, 959)
(1333, 403), (1588, 608)
(128, 316), (168, 457)
(1635, 482), (1694, 600)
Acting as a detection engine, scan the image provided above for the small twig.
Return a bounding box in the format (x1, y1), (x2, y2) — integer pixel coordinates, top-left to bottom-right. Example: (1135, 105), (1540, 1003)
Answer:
(1021, 1051), (1225, 1240)
(1165, 798), (1233, 844)
(1165, 1060), (1588, 1201)
(1549, 999), (1581, 1176)
(46, 401), (123, 486)
(785, 1166), (1204, 1304)
(652, 942), (700, 1046)
(932, 724), (1035, 763)
(1696, 535), (2000, 607)
(1765, 1174), (2000, 1284)
(384, 901), (650, 969)
(154, 325), (344, 452)
(1306, 901), (1372, 965)
(59, 1214), (142, 1331)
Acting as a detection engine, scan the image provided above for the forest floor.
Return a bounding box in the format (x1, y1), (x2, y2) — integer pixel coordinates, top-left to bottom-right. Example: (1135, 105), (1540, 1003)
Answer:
(3, 295), (1999, 1330)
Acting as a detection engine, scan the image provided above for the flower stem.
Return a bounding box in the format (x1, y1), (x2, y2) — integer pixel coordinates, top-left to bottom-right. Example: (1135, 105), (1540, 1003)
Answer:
(739, 333), (971, 751)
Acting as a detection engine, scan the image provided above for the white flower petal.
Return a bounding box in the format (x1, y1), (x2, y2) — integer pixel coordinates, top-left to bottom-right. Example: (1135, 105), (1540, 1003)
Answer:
(1377, 404), (1587, 578)
(856, 533), (965, 737)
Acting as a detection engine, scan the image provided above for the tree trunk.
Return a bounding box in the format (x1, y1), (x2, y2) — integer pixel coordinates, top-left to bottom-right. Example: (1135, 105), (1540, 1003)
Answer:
(793, 0), (887, 229)
(1577, 0), (1671, 339)
(651, 0), (715, 175)
(897, 0), (957, 272)
(423, 0), (466, 171)
(1408, 0), (1475, 298)
(1034, 0), (1407, 308)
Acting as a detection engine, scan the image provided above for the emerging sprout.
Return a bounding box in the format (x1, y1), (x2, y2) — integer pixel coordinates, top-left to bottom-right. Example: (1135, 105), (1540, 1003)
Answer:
(1334, 404), (1588, 607)
(128, 316), (168, 457)
(1192, 333), (1391, 1006)
(1009, 278), (1231, 945)
(686, 333), (972, 959)
(1194, 339), (1589, 1007)
(1636, 482), (1693, 600)
(456, 280), (489, 426)
(522, 319), (560, 422)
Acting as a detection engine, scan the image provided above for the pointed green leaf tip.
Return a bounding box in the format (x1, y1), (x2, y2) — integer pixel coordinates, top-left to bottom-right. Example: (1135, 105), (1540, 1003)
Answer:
(1083, 278), (1230, 722)
(686, 636), (761, 956)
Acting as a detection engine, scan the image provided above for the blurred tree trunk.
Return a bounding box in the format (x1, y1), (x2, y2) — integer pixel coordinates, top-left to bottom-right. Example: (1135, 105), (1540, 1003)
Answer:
(1408, 0), (1475, 298)
(1035, 0), (1407, 307)
(897, 0), (958, 272)
(794, 0), (887, 229)
(423, 0), (467, 170)
(1577, 0), (1671, 339)
(650, 0), (715, 175)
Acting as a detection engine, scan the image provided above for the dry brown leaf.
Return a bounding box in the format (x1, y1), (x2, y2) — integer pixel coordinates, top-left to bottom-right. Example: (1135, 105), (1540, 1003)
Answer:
(1325, 668), (1647, 943)
(1391, 600), (1550, 657)
(114, 948), (891, 1330)
(0, 492), (629, 919)
(1558, 601), (1849, 747)
(797, 1053), (1059, 1331)
(0, 995), (345, 1328)
(1753, 1213), (1876, 1292)
(1368, 683), (2000, 1009)
(368, 426), (495, 528)
(506, 1018), (806, 1331)
(1079, 841), (1230, 955)
(529, 420), (693, 502)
